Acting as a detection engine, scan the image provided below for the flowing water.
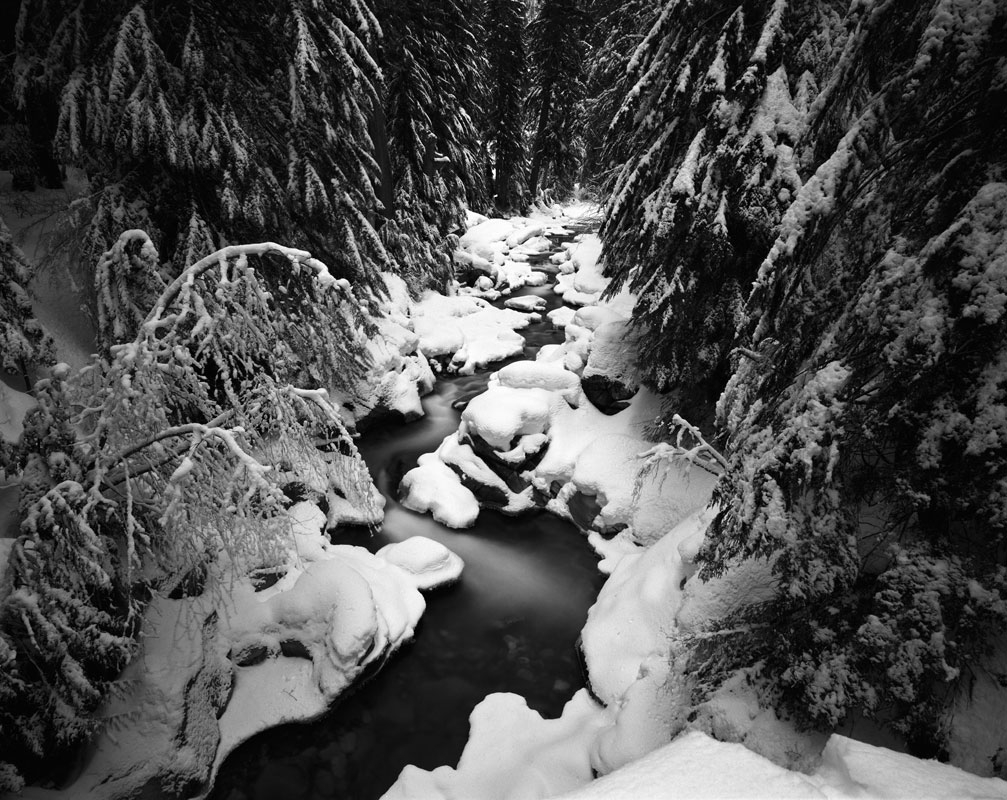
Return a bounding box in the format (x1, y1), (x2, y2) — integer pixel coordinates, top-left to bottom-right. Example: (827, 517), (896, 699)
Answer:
(209, 225), (603, 800)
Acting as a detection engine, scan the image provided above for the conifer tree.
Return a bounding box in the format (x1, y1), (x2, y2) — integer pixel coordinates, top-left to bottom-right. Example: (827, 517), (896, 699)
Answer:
(373, 0), (487, 292)
(0, 216), (52, 385)
(0, 237), (377, 785)
(527, 0), (589, 201)
(483, 0), (530, 214)
(580, 0), (657, 189)
(600, 0), (835, 402)
(14, 0), (391, 298)
(605, 0), (1007, 756)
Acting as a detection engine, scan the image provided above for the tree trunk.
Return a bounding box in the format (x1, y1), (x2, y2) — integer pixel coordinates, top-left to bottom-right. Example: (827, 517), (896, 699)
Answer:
(527, 81), (553, 200)
(368, 100), (395, 220)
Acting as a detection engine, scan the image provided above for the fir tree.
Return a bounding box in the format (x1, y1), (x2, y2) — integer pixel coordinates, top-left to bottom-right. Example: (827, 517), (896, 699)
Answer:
(672, 0), (1007, 755)
(600, 0), (836, 403)
(0, 237), (377, 784)
(0, 216), (52, 385)
(372, 0), (488, 292)
(527, 0), (589, 201)
(483, 0), (530, 214)
(14, 0), (391, 298)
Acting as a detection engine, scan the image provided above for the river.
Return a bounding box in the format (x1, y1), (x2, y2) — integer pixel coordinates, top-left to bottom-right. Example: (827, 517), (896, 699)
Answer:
(208, 226), (606, 800)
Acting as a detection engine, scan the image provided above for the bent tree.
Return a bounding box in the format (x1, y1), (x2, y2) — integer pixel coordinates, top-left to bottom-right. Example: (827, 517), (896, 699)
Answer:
(0, 237), (377, 789)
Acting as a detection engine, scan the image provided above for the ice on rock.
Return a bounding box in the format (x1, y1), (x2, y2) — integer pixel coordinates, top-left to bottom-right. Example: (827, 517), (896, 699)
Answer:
(377, 536), (464, 590)
(400, 453), (480, 528)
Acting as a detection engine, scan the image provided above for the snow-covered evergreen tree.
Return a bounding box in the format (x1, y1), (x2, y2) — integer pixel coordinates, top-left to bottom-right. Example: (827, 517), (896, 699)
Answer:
(0, 216), (52, 381)
(14, 0), (390, 296)
(483, 0), (530, 214)
(601, 0), (839, 401)
(527, 0), (590, 200)
(657, 0), (1007, 755)
(373, 0), (487, 292)
(0, 237), (377, 784)
(580, 0), (658, 190)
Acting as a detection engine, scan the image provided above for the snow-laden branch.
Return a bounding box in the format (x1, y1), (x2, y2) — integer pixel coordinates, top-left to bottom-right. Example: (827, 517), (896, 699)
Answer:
(639, 413), (729, 477)
(140, 241), (352, 336)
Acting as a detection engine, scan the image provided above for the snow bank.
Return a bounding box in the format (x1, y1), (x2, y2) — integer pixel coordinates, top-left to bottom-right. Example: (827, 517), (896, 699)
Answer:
(340, 273), (434, 430)
(384, 691), (608, 800)
(553, 728), (1007, 800)
(50, 500), (458, 800)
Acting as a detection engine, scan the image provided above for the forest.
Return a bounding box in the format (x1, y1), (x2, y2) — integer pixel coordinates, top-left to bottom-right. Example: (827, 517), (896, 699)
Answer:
(1, 0), (1006, 797)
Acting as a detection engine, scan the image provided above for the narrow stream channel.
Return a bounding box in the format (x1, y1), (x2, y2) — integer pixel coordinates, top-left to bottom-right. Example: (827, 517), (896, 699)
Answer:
(209, 225), (606, 800)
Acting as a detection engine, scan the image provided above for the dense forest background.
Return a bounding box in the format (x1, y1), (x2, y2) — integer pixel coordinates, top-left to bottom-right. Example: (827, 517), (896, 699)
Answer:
(1, 0), (1006, 791)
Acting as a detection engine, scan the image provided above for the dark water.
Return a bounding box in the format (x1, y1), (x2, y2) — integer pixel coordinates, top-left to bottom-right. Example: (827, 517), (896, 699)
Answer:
(209, 224), (605, 800)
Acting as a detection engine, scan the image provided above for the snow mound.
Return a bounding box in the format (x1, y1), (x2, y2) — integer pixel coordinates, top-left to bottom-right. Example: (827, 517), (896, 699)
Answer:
(377, 536), (464, 590)
(383, 690), (608, 800)
(493, 361), (582, 405)
(400, 453), (481, 529)
(554, 731), (825, 800)
(460, 385), (556, 450)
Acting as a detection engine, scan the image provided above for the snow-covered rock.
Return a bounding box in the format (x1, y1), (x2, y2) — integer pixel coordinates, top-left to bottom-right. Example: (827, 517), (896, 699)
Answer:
(53, 500), (452, 800)
(400, 453), (481, 529)
(412, 292), (531, 374)
(377, 536), (464, 590)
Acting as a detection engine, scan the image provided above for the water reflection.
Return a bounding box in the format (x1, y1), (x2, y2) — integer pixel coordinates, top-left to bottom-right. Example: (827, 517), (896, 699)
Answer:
(209, 236), (604, 800)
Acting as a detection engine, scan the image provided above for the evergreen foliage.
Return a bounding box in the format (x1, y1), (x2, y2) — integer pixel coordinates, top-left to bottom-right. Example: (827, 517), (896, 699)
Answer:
(0, 237), (376, 785)
(483, 0), (530, 214)
(374, 0), (487, 292)
(528, 0), (590, 200)
(606, 0), (1007, 749)
(580, 0), (658, 191)
(14, 0), (391, 296)
(600, 0), (836, 400)
(0, 216), (53, 379)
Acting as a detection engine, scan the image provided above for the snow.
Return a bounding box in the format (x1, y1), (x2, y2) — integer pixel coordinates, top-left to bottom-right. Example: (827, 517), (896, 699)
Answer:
(554, 732), (824, 799)
(461, 385), (557, 450)
(383, 691), (608, 800)
(503, 294), (546, 313)
(339, 273), (435, 428)
(40, 499), (456, 800)
(411, 292), (531, 374)
(493, 361), (583, 405)
(0, 378), (37, 445)
(399, 453), (481, 529)
(377, 536), (464, 590)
